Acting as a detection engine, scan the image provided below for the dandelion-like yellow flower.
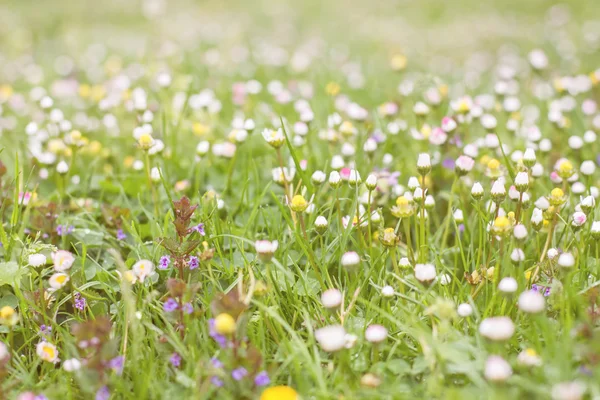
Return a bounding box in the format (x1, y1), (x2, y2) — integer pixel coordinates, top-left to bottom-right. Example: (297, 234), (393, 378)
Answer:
(379, 228), (397, 247)
(260, 386), (299, 400)
(557, 160), (574, 179)
(290, 195), (308, 212)
(138, 133), (155, 150)
(392, 196), (415, 218)
(492, 216), (512, 236)
(214, 313), (237, 335)
(325, 82), (340, 96)
(549, 188), (566, 206)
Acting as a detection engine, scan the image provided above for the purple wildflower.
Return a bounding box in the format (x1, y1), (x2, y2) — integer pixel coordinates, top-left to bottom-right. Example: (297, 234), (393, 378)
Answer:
(34, 396), (48, 400)
(107, 355), (125, 375)
(57, 225), (75, 237)
(74, 292), (86, 311)
(208, 319), (228, 348)
(188, 256), (199, 270)
(531, 284), (551, 296)
(211, 357), (223, 369)
(458, 224), (465, 234)
(169, 353), (182, 368)
(163, 298), (179, 312)
(116, 229), (126, 240)
(182, 302), (193, 314)
(232, 367), (248, 381)
(442, 158), (455, 170)
(254, 371), (270, 386)
(95, 386), (110, 400)
(210, 376), (224, 387)
(158, 255), (170, 270)
(192, 223), (205, 236)
(39, 324), (52, 338)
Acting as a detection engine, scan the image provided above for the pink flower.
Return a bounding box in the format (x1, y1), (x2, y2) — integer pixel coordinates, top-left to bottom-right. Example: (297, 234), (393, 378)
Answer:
(441, 117), (457, 132)
(429, 127), (448, 145)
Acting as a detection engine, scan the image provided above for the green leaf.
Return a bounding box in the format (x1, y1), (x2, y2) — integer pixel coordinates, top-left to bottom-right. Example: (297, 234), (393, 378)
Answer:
(0, 294), (18, 309)
(0, 262), (20, 287)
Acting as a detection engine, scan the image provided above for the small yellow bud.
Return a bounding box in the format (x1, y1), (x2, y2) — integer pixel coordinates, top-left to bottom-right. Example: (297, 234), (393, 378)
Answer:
(487, 159), (500, 170)
(214, 313), (236, 335)
(325, 82), (340, 96)
(0, 306), (14, 319)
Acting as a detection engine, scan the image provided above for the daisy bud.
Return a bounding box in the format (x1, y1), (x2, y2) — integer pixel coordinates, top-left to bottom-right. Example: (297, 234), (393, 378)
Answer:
(321, 289), (343, 309)
(315, 325), (347, 352)
(414, 263), (436, 283)
(531, 208), (543, 230)
(453, 209), (464, 223)
(379, 228), (398, 247)
(491, 180), (506, 203)
(413, 102), (430, 116)
(471, 182), (484, 200)
(329, 171), (342, 188)
(255, 240), (278, 262)
(28, 253), (47, 267)
(457, 303), (473, 317)
(571, 211), (587, 229)
(508, 186), (520, 201)
(455, 155), (475, 176)
(311, 170), (326, 185)
(341, 251), (360, 268)
(514, 171), (529, 192)
(413, 187), (423, 203)
(360, 373), (382, 388)
(365, 324), (388, 343)
(63, 358), (82, 372)
(484, 356), (512, 382)
(591, 221), (600, 240)
(511, 248), (525, 263)
(381, 285), (394, 297)
(584, 130), (597, 143)
(580, 160), (595, 176)
(498, 277), (518, 293)
(399, 257), (411, 269)
(365, 174), (377, 191)
(424, 195), (435, 209)
(513, 224), (527, 241)
(551, 381), (586, 400)
(363, 138), (377, 153)
(547, 248), (559, 259)
(534, 196), (549, 210)
(522, 148), (536, 168)
(348, 170), (361, 186)
(417, 153), (431, 176)
(557, 252), (575, 268)
(531, 163), (543, 177)
(518, 290), (545, 313)
(407, 176), (420, 190)
(479, 317), (515, 341)
(56, 161), (69, 175)
(315, 216), (328, 234)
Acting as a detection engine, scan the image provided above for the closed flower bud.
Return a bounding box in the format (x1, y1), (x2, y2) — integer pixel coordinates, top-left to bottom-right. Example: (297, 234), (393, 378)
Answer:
(381, 285), (394, 297)
(591, 221), (600, 239)
(571, 211), (587, 229)
(56, 161), (69, 174)
(531, 208), (543, 230)
(498, 277), (518, 293)
(417, 153), (431, 175)
(510, 248), (525, 263)
(379, 228), (398, 247)
(514, 171), (529, 192)
(453, 209), (464, 223)
(321, 289), (343, 309)
(580, 195), (595, 214)
(28, 253), (47, 267)
(329, 171), (342, 188)
(348, 170), (361, 186)
(311, 170), (326, 185)
(365, 174), (377, 190)
(518, 290), (545, 313)
(455, 155), (475, 176)
(580, 160), (595, 176)
(513, 224), (527, 241)
(457, 303), (473, 317)
(485, 356), (512, 382)
(255, 240), (278, 262)
(365, 324), (388, 343)
(315, 325), (347, 352)
(315, 216), (328, 234)
(471, 182), (484, 199)
(414, 263), (436, 283)
(523, 148), (536, 168)
(557, 252), (575, 268)
(491, 180), (506, 203)
(425, 195), (435, 209)
(407, 176), (420, 190)
(479, 317), (515, 341)
(341, 251), (360, 268)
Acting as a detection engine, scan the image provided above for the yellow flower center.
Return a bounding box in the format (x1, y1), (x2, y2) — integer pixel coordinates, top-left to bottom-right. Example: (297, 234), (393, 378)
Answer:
(260, 386), (299, 400)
